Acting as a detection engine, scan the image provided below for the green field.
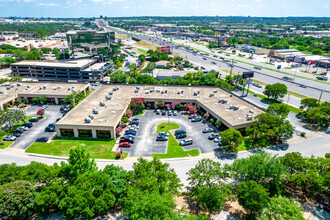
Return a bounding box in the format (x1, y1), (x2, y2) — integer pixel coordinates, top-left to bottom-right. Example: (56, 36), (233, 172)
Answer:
(26, 138), (128, 160)
(137, 48), (148, 55)
(0, 141), (13, 149)
(153, 123), (200, 159)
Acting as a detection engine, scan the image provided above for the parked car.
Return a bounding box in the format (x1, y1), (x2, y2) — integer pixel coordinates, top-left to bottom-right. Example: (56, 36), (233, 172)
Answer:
(320, 72), (327, 75)
(120, 136), (135, 143)
(176, 133), (187, 139)
(168, 110), (172, 116)
(156, 135), (168, 141)
(63, 107), (70, 112)
(56, 118), (61, 122)
(159, 132), (169, 137)
(214, 137), (222, 143)
(128, 124), (139, 130)
(211, 61), (217, 65)
(132, 118), (140, 122)
(20, 126), (28, 131)
(29, 117), (39, 122)
(156, 109), (160, 115)
(48, 123), (56, 127)
(316, 76), (328, 81)
(254, 66), (262, 70)
(162, 110), (166, 115)
(22, 122), (33, 128)
(129, 121), (139, 125)
(36, 137), (48, 142)
(203, 128), (214, 133)
(252, 82), (262, 88)
(299, 84), (307, 88)
(173, 111), (177, 116)
(16, 127), (25, 133)
(45, 126), (56, 132)
(191, 117), (202, 122)
(119, 142), (131, 147)
(41, 105), (48, 110)
(125, 130), (136, 136)
(180, 138), (193, 146)
(188, 114), (197, 119)
(208, 133), (220, 140)
(175, 130), (186, 136)
(3, 135), (16, 141)
(12, 132), (21, 137)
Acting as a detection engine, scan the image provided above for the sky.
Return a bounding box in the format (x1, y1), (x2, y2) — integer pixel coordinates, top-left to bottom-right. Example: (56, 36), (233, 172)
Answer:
(0, 0), (329, 18)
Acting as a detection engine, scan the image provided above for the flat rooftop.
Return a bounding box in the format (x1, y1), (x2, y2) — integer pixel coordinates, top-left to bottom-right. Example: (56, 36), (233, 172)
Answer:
(84, 62), (107, 71)
(0, 82), (89, 103)
(58, 85), (265, 129)
(11, 59), (94, 68)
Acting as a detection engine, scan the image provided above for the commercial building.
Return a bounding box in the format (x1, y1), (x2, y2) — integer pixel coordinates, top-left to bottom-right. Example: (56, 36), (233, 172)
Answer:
(0, 82), (89, 110)
(56, 85), (265, 139)
(10, 59), (112, 81)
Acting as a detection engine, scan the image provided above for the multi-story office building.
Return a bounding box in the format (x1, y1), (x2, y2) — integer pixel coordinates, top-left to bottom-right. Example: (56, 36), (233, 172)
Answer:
(10, 59), (112, 81)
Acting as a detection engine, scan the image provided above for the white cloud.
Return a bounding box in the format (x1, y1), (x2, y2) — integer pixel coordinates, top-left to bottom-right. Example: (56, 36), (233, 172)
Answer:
(39, 3), (59, 6)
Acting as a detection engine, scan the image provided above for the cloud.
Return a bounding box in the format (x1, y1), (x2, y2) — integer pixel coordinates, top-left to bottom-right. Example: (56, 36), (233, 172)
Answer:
(39, 3), (59, 6)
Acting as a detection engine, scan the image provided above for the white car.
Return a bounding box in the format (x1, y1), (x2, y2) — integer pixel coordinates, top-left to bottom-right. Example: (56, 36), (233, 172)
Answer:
(20, 126), (29, 131)
(3, 135), (16, 141)
(214, 137), (222, 143)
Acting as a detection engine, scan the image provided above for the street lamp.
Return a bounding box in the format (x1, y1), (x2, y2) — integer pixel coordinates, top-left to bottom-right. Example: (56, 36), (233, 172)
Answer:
(293, 66), (298, 82)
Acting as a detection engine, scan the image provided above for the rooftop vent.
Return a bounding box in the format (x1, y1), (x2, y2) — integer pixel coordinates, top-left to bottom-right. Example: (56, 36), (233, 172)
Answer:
(134, 90), (138, 93)
(100, 101), (105, 106)
(17, 83), (21, 87)
(209, 93), (214, 97)
(93, 108), (99, 114)
(89, 114), (95, 119)
(247, 116), (253, 121)
(27, 85), (31, 89)
(105, 95), (111, 100)
(213, 90), (217, 93)
(222, 99), (228, 104)
(0, 91), (4, 94)
(109, 92), (113, 95)
(218, 98), (223, 103)
(249, 109), (254, 114)
(84, 117), (91, 123)
(229, 105), (234, 109)
(233, 106), (239, 110)
(136, 86), (140, 90)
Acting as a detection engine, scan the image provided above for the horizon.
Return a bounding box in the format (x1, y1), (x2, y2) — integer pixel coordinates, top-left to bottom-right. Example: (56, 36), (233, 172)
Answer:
(1, 0), (329, 18)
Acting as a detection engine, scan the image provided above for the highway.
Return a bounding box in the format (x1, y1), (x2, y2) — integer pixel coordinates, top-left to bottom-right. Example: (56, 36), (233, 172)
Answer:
(98, 20), (330, 102)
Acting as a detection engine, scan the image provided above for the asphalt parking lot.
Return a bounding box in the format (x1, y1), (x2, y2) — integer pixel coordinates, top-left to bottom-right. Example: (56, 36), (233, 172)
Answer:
(119, 110), (222, 157)
(10, 105), (62, 150)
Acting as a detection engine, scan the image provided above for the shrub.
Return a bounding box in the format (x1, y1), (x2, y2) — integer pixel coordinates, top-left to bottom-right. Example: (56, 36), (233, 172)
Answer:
(209, 118), (214, 124)
(300, 132), (306, 137)
(121, 116), (129, 123)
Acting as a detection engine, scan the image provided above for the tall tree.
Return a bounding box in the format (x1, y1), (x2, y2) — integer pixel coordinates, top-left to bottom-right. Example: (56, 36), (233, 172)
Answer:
(263, 83), (287, 100)
(220, 128), (244, 151)
(267, 103), (290, 118)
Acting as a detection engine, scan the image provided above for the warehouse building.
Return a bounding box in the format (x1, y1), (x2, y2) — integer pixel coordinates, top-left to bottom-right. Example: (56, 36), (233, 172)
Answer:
(56, 85), (265, 139)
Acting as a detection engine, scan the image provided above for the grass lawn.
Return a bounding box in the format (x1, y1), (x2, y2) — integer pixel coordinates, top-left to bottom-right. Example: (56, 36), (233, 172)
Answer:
(115, 33), (131, 40)
(133, 40), (157, 50)
(0, 141), (13, 149)
(153, 123), (200, 159)
(26, 138), (128, 160)
(137, 48), (148, 55)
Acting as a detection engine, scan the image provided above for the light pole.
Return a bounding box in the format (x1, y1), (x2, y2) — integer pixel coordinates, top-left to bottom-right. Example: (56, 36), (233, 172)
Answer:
(293, 66), (298, 82)
(318, 90), (324, 103)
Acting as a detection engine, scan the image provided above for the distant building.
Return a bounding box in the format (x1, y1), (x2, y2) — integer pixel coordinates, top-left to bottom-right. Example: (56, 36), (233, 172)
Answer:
(66, 30), (115, 59)
(11, 59), (112, 81)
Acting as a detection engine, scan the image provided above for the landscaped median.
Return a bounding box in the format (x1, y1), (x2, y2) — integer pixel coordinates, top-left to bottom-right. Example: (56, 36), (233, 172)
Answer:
(0, 141), (13, 149)
(25, 138), (128, 160)
(152, 123), (200, 159)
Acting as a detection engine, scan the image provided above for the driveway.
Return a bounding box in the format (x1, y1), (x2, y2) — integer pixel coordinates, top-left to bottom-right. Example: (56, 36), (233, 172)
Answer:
(10, 105), (63, 150)
(118, 110), (222, 157)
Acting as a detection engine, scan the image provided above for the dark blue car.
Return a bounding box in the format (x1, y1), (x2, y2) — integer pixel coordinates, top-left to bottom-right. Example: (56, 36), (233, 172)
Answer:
(22, 122), (33, 128)
(125, 130), (136, 136)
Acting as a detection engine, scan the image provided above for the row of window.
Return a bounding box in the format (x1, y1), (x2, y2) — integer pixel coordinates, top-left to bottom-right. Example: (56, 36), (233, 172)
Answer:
(60, 129), (111, 139)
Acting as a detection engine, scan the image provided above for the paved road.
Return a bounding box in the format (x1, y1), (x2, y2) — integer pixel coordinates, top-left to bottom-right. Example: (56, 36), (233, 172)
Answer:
(101, 23), (330, 102)
(1, 133), (329, 186)
(10, 105), (62, 149)
(119, 110), (220, 157)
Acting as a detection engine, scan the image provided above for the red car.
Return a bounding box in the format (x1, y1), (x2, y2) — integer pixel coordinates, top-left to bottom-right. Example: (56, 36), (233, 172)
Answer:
(320, 72), (327, 75)
(119, 142), (131, 148)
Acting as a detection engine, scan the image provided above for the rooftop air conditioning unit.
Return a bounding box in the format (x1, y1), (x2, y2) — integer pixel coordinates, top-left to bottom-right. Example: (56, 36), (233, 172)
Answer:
(116, 87), (119, 90)
(249, 109), (254, 114)
(193, 92), (198, 96)
(229, 105), (234, 109)
(223, 99), (228, 104)
(234, 106), (239, 110)
(68, 88), (71, 91)
(58, 86), (62, 89)
(136, 86), (140, 90)
(247, 116), (253, 121)
(134, 90), (138, 93)
(17, 83), (21, 87)
(93, 108), (99, 114)
(213, 90), (217, 93)
(177, 90), (180, 94)
(209, 93), (214, 97)
(27, 85), (31, 88)
(89, 114), (95, 119)
(39, 86), (43, 90)
(113, 88), (117, 91)
(100, 101), (105, 106)
(218, 98), (223, 103)
(84, 117), (91, 123)
(105, 95), (111, 100)
(109, 92), (113, 95)
(0, 91), (4, 94)
(43, 85), (47, 90)
(165, 90), (167, 94)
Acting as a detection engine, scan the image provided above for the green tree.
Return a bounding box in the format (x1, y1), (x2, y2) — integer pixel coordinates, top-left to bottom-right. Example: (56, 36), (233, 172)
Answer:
(60, 147), (97, 182)
(110, 70), (127, 83)
(0, 180), (36, 219)
(138, 54), (146, 62)
(300, 98), (319, 110)
(237, 181), (269, 216)
(230, 151), (287, 194)
(32, 97), (40, 104)
(311, 48), (323, 55)
(215, 120), (222, 128)
(225, 75), (233, 85)
(267, 103), (290, 118)
(260, 197), (304, 220)
(39, 96), (47, 104)
(263, 83), (287, 100)
(220, 128), (244, 151)
(14, 100), (20, 107)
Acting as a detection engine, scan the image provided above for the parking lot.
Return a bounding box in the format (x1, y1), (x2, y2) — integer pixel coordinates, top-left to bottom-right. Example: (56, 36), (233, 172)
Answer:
(118, 110), (223, 157)
(10, 105), (62, 150)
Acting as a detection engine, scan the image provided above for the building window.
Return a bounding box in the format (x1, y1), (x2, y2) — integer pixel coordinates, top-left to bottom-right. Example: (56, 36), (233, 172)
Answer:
(60, 129), (74, 137)
(96, 130), (111, 139)
(78, 129), (92, 138)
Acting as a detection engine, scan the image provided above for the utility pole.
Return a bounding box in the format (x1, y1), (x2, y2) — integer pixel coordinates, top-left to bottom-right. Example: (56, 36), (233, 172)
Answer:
(318, 90), (324, 103)
(293, 67), (298, 82)
(287, 94), (291, 105)
(230, 59), (234, 76)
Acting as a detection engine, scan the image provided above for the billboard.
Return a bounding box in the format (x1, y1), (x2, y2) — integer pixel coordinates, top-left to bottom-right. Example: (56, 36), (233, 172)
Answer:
(242, 71), (254, 78)
(156, 47), (171, 52)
